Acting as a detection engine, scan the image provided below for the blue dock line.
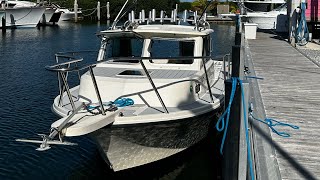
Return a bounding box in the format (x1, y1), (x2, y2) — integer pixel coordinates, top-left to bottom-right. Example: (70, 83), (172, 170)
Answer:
(250, 112), (299, 138)
(296, 2), (309, 46)
(216, 77), (237, 154)
(216, 77), (255, 180)
(88, 98), (134, 110)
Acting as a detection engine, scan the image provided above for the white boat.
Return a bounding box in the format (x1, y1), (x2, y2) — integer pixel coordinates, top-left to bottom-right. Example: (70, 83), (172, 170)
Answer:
(39, 6), (60, 25)
(220, 1), (287, 32)
(0, 0), (45, 28)
(52, 3), (82, 22)
(244, 3), (287, 31)
(17, 2), (229, 172)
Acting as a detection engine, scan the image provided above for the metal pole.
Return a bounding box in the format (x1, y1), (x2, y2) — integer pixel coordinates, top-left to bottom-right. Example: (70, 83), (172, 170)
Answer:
(139, 60), (169, 113)
(106, 2), (110, 20)
(59, 72), (76, 111)
(74, 0), (78, 23)
(202, 59), (214, 103)
(88, 66), (106, 115)
(97, 1), (101, 21)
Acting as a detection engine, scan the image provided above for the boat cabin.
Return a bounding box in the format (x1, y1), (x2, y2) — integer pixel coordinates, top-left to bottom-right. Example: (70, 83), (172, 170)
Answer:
(77, 24), (216, 108)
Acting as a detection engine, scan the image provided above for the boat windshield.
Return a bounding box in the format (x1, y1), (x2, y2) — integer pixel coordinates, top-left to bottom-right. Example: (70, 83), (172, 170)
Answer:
(150, 39), (194, 64)
(106, 37), (143, 63)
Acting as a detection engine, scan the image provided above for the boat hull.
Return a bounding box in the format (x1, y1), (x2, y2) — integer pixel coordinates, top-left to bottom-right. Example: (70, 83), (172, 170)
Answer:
(0, 7), (45, 28)
(244, 14), (288, 32)
(90, 109), (220, 171)
(40, 8), (60, 25)
(59, 12), (82, 21)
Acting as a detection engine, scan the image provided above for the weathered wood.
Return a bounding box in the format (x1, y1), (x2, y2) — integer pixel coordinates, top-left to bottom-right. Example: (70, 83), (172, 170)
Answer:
(247, 32), (320, 180)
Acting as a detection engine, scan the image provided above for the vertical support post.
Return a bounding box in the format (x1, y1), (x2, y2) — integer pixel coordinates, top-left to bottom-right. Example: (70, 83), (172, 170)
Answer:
(235, 32), (242, 46)
(139, 60), (169, 114)
(2, 16), (6, 33)
(88, 66), (106, 115)
(202, 58), (214, 103)
(288, 0), (301, 45)
(59, 72), (76, 111)
(97, 1), (101, 21)
(160, 10), (164, 23)
(231, 45), (243, 78)
(74, 0), (78, 23)
(106, 2), (110, 20)
(235, 14), (241, 33)
(152, 9), (156, 22)
(223, 79), (241, 180)
(141, 10), (145, 23)
(183, 10), (187, 23)
(131, 11), (135, 22)
(238, 81), (249, 180)
(222, 42), (247, 179)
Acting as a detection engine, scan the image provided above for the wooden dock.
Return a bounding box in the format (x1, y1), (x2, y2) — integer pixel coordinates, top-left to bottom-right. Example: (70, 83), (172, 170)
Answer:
(246, 32), (320, 180)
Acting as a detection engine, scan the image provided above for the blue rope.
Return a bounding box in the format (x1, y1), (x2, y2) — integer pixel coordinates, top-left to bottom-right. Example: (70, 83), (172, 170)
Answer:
(238, 78), (255, 180)
(113, 98), (134, 107)
(215, 77), (237, 154)
(296, 2), (309, 46)
(216, 77), (255, 180)
(250, 113), (299, 137)
(88, 98), (134, 110)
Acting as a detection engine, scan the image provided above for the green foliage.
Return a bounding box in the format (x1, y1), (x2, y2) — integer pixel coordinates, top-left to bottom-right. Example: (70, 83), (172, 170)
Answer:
(179, 2), (192, 11)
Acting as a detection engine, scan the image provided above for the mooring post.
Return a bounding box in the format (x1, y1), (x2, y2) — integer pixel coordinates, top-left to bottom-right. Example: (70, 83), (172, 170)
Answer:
(2, 17), (5, 33)
(222, 32), (250, 179)
(235, 32), (242, 46)
(107, 2), (110, 20)
(97, 1), (101, 21)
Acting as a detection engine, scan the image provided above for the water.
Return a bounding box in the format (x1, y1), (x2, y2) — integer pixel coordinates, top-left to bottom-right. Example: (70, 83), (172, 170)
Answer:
(0, 22), (235, 179)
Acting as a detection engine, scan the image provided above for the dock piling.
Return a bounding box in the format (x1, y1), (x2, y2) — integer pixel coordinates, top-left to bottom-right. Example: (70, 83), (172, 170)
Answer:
(222, 31), (251, 179)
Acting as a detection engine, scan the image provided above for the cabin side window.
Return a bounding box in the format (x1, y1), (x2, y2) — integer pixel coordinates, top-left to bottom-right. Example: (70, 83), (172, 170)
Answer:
(150, 39), (194, 64)
(106, 38), (143, 63)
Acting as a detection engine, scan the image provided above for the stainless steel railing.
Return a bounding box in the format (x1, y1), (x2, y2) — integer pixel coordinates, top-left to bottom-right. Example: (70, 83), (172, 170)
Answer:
(46, 53), (231, 114)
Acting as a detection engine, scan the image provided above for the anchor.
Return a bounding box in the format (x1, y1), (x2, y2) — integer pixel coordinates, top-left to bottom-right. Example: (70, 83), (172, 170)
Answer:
(16, 103), (85, 151)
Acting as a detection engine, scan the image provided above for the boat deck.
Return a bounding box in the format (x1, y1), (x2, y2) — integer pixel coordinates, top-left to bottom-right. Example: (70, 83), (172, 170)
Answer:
(247, 32), (320, 179)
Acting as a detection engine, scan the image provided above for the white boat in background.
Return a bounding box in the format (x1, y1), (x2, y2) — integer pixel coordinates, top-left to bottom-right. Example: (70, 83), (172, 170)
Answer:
(244, 4), (287, 31)
(51, 3), (82, 22)
(17, 1), (228, 172)
(39, 6), (60, 25)
(58, 8), (82, 21)
(0, 0), (45, 28)
(220, 1), (287, 32)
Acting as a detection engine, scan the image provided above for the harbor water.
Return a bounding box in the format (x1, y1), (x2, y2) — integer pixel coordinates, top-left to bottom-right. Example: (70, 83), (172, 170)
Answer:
(0, 22), (235, 179)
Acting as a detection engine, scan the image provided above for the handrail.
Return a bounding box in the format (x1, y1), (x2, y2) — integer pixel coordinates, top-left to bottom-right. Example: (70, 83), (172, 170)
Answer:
(48, 53), (230, 114)
(46, 55), (227, 73)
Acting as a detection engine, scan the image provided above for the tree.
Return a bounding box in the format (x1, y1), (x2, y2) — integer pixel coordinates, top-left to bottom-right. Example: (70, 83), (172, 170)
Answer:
(191, 0), (214, 14)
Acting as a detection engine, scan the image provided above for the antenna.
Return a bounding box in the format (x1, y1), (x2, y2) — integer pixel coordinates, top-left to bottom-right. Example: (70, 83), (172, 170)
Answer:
(111, 0), (129, 29)
(111, 0), (138, 29)
(201, 0), (213, 19)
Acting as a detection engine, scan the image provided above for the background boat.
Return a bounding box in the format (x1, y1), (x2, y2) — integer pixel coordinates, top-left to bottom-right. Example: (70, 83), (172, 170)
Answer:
(0, 1), (45, 28)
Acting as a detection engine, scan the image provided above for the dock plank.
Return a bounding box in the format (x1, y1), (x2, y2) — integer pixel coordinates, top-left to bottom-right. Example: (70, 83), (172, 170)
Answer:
(248, 32), (320, 180)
